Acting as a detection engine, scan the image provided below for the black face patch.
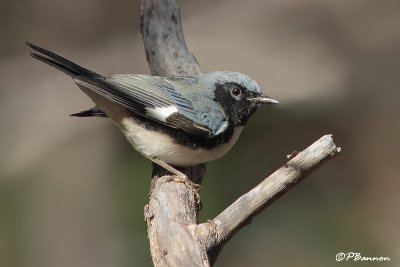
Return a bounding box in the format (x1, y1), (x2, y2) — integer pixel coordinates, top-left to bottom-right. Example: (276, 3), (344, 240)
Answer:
(214, 82), (260, 126)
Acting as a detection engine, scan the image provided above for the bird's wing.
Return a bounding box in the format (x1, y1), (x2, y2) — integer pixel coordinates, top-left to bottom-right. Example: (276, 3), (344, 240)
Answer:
(26, 42), (226, 136)
(109, 74), (217, 135)
(77, 74), (225, 136)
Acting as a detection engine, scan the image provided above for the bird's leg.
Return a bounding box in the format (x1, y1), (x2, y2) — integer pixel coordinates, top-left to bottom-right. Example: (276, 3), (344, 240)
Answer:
(150, 157), (201, 202)
(150, 157), (187, 178)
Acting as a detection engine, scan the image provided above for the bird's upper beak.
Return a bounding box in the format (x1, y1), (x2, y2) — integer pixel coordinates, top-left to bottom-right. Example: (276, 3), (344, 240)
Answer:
(249, 95), (279, 105)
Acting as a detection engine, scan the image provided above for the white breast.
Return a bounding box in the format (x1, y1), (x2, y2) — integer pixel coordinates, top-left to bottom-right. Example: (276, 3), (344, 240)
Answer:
(120, 118), (243, 166)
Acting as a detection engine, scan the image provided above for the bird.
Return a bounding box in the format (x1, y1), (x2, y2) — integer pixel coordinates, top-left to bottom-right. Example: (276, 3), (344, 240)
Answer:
(27, 42), (278, 178)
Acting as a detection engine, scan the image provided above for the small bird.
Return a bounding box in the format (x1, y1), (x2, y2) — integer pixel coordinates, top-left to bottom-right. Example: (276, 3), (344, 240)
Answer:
(27, 43), (278, 177)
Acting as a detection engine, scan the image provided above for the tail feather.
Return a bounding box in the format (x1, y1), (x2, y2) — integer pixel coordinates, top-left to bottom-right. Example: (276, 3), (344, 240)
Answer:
(70, 107), (108, 117)
(27, 42), (109, 118)
(29, 52), (80, 77)
(26, 42), (101, 78)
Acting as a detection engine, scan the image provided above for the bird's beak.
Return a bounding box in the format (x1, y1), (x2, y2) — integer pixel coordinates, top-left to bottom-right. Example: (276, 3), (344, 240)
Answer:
(249, 95), (279, 104)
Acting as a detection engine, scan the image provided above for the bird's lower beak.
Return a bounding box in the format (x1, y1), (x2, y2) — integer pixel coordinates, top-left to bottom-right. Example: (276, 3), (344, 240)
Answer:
(249, 95), (279, 104)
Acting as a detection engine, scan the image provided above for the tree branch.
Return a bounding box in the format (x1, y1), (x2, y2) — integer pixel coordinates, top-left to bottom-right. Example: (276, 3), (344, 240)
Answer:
(198, 135), (341, 263)
(141, 1), (207, 266)
(140, 0), (201, 77)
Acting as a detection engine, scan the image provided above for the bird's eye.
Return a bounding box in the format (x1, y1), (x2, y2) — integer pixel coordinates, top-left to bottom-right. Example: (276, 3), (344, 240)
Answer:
(230, 87), (242, 98)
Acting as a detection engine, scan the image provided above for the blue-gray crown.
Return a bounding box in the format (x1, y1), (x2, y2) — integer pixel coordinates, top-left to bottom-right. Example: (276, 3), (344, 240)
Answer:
(199, 71), (261, 94)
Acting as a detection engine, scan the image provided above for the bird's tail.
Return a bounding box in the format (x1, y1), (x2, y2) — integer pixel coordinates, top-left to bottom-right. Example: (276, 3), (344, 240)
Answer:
(26, 42), (101, 78)
(27, 42), (109, 118)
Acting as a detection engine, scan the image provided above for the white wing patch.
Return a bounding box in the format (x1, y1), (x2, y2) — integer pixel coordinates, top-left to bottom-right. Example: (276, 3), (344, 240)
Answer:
(214, 120), (229, 135)
(145, 106), (178, 122)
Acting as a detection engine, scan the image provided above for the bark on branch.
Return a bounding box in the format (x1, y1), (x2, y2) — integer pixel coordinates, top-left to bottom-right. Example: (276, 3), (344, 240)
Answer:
(140, 1), (341, 266)
(140, 0), (201, 77)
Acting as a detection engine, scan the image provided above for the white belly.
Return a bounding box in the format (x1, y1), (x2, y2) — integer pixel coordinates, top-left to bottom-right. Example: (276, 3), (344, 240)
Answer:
(120, 118), (243, 166)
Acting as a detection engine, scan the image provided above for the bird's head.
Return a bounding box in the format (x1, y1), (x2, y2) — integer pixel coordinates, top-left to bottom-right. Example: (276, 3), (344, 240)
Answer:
(201, 71), (278, 126)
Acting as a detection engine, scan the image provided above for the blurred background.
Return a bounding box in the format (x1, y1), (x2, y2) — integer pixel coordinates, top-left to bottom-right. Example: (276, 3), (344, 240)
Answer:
(1, 0), (399, 266)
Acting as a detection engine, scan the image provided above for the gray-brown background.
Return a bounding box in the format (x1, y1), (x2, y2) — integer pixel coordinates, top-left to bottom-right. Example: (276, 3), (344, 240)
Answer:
(1, 0), (399, 266)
